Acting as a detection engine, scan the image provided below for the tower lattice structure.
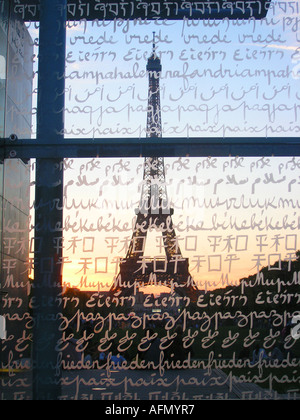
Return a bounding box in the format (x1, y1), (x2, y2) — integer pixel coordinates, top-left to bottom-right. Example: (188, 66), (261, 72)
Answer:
(110, 34), (199, 302)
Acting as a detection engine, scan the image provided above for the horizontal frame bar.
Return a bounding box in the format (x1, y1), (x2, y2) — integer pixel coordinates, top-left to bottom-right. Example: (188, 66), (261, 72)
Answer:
(2, 137), (300, 159)
(14, 0), (270, 22)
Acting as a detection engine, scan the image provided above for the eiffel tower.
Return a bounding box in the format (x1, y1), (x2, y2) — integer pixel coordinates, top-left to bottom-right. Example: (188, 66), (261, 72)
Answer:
(110, 33), (199, 303)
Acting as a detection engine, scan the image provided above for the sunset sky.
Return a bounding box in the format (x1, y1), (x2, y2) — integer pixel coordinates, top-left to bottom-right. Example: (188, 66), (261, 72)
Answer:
(59, 155), (300, 294)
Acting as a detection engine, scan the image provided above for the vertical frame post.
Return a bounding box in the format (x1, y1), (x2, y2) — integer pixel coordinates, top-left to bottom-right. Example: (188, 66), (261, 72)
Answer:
(33, 0), (66, 400)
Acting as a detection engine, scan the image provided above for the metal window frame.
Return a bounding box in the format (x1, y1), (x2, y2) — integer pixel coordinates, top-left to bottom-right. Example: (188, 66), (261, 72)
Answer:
(1, 136), (300, 160)
(3, 0), (300, 160)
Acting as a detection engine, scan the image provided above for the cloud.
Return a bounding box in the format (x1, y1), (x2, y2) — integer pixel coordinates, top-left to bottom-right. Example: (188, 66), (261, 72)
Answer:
(267, 44), (299, 52)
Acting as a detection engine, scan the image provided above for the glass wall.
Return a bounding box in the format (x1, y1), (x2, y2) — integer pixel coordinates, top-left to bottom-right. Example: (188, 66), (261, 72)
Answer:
(1, 0), (300, 402)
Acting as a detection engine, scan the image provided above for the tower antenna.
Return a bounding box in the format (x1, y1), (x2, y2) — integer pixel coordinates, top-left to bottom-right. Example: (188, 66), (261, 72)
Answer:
(152, 31), (156, 55)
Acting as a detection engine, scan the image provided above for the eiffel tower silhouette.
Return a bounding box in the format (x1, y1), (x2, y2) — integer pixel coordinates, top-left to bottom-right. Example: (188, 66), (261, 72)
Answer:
(110, 33), (199, 303)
